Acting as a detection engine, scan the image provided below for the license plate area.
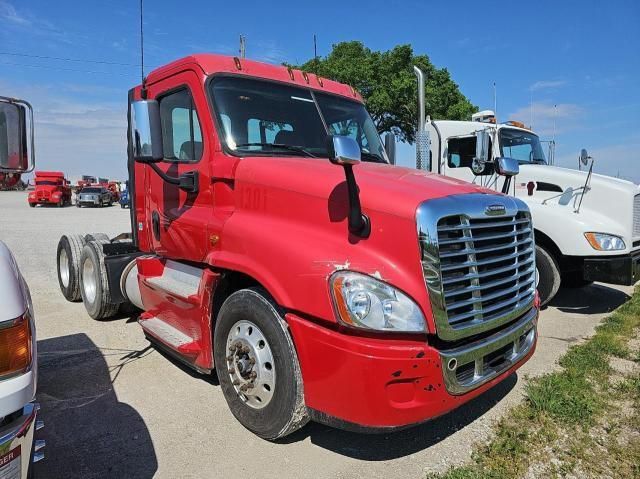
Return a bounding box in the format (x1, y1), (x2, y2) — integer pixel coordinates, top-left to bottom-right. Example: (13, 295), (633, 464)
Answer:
(0, 445), (21, 479)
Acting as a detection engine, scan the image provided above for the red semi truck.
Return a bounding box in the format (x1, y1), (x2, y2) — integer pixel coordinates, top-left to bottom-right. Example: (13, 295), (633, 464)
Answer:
(28, 171), (72, 207)
(55, 55), (538, 439)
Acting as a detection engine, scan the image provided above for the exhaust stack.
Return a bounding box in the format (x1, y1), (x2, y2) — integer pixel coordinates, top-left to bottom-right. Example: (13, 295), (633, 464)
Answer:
(413, 66), (430, 171)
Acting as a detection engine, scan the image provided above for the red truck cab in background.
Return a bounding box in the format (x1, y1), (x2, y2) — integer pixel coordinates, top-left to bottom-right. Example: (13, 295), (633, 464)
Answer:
(56, 55), (538, 440)
(28, 171), (72, 207)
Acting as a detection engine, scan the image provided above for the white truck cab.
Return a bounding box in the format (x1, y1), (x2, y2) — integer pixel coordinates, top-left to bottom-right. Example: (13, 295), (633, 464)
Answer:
(0, 96), (43, 477)
(422, 110), (640, 305)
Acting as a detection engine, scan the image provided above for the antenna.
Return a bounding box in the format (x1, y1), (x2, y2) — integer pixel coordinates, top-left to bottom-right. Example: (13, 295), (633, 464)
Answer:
(139, 0), (144, 84)
(529, 88), (533, 128)
(239, 35), (246, 59)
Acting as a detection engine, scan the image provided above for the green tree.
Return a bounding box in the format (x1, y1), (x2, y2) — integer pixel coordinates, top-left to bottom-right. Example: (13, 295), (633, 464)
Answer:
(297, 42), (477, 143)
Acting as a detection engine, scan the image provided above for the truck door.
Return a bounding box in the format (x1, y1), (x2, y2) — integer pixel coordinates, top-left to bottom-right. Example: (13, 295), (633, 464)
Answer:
(143, 71), (213, 262)
(442, 135), (498, 190)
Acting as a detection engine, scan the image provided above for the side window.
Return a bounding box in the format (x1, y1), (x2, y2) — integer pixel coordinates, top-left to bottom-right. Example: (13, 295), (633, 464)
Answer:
(159, 88), (203, 162)
(447, 137), (493, 173)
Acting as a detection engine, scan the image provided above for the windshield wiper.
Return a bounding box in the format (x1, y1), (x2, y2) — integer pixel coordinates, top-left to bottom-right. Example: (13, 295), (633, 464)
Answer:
(234, 143), (318, 158)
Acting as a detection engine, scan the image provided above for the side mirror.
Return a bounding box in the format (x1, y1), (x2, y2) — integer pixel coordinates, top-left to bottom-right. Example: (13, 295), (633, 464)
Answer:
(327, 135), (361, 166)
(0, 99), (34, 173)
(579, 148), (591, 166)
(131, 100), (163, 163)
(384, 132), (396, 165)
(495, 157), (519, 177)
(473, 129), (490, 174)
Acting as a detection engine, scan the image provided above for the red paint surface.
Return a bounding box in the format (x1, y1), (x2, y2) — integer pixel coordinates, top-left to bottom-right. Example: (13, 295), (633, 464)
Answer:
(128, 54), (538, 427)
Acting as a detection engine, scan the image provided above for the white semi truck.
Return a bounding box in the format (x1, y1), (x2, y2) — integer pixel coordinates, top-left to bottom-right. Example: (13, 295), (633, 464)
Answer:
(399, 68), (640, 306)
(0, 96), (44, 478)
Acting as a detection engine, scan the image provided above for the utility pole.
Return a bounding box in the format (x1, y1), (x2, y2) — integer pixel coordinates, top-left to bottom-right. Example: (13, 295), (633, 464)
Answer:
(493, 81), (497, 116)
(239, 35), (246, 59)
(139, 0), (144, 83)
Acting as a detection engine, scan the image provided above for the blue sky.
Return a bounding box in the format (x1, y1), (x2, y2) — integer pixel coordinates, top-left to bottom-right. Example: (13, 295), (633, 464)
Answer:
(1, 0), (638, 182)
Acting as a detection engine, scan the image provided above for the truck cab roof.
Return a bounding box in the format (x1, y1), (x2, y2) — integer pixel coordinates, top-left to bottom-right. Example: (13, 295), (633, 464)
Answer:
(143, 54), (362, 103)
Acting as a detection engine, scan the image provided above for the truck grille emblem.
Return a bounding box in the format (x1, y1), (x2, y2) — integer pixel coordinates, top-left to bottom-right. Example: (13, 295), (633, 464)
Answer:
(485, 204), (506, 216)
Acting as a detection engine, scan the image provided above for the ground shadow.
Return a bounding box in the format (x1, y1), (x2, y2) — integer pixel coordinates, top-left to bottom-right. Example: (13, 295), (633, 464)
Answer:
(34, 333), (158, 479)
(280, 373), (517, 460)
(550, 283), (631, 315)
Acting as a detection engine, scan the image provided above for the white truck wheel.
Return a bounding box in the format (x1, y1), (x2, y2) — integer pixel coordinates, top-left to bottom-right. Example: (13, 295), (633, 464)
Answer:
(535, 245), (561, 307)
(57, 234), (87, 301)
(79, 240), (119, 320)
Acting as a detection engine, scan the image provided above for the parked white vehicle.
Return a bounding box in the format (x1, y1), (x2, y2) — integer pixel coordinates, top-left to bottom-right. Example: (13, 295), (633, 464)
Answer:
(398, 70), (639, 306)
(0, 96), (43, 478)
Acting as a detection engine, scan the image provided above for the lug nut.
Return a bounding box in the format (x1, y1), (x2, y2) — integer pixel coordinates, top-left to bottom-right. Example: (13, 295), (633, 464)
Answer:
(232, 380), (240, 386)
(250, 371), (257, 379)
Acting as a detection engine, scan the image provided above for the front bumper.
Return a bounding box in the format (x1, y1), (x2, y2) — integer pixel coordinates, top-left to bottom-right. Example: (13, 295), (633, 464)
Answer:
(286, 307), (537, 430)
(583, 249), (640, 285)
(0, 403), (43, 478)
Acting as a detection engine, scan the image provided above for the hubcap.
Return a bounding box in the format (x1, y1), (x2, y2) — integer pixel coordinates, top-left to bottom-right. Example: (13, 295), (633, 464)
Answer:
(59, 249), (70, 288)
(82, 257), (97, 304)
(226, 320), (275, 409)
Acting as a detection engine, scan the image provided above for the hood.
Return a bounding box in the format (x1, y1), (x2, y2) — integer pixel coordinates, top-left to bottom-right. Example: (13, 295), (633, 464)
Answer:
(236, 157), (495, 218)
(519, 164), (639, 194)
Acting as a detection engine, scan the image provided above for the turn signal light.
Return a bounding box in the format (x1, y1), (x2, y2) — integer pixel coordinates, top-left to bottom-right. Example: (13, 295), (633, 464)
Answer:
(0, 313), (32, 379)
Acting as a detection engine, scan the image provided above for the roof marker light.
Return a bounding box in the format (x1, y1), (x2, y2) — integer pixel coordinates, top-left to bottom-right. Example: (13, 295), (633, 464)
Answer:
(302, 71), (309, 84)
(233, 57), (242, 70)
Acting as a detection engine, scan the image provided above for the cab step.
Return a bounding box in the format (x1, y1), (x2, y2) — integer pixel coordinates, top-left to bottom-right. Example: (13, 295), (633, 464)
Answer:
(139, 316), (194, 349)
(144, 260), (202, 299)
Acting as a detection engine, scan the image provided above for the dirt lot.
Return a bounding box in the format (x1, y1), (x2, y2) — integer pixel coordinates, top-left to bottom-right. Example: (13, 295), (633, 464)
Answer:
(0, 191), (634, 479)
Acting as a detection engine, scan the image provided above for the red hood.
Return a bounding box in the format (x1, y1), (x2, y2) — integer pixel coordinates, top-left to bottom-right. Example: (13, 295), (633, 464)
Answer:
(236, 157), (494, 218)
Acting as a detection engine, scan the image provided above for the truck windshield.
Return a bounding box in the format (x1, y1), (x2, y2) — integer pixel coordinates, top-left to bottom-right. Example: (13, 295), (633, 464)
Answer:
(499, 128), (547, 164)
(35, 181), (60, 186)
(209, 76), (387, 163)
(82, 187), (101, 193)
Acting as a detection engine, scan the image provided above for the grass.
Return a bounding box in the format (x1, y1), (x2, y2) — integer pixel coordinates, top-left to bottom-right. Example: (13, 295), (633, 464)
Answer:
(428, 285), (640, 479)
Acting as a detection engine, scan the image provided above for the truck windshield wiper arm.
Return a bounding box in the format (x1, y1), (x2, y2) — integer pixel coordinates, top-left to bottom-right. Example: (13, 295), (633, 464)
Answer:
(234, 143), (318, 158)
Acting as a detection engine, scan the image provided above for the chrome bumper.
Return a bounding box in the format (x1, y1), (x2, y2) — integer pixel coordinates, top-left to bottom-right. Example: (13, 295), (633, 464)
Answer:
(439, 307), (537, 395)
(0, 403), (44, 478)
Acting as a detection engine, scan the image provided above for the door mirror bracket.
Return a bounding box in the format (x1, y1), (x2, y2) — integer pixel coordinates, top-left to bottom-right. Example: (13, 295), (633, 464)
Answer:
(148, 162), (199, 194)
(327, 135), (370, 238)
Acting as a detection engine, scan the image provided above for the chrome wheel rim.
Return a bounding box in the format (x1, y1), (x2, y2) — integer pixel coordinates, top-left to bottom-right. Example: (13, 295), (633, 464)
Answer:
(82, 257), (97, 304)
(59, 249), (70, 288)
(226, 320), (275, 409)
(535, 267), (540, 288)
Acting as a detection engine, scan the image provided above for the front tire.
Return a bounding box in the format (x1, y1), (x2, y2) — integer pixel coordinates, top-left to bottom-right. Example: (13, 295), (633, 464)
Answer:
(79, 240), (119, 320)
(57, 234), (87, 301)
(536, 245), (561, 307)
(214, 288), (308, 440)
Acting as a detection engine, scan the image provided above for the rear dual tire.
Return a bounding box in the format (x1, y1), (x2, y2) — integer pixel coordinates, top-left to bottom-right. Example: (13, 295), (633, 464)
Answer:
(57, 234), (87, 301)
(79, 239), (119, 320)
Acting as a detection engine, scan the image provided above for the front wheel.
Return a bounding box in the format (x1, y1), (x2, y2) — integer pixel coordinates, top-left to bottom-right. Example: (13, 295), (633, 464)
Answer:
(214, 288), (308, 440)
(535, 245), (561, 307)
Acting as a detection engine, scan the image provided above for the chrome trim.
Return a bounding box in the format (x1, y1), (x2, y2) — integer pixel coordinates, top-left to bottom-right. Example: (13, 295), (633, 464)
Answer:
(439, 306), (537, 395)
(417, 193), (536, 341)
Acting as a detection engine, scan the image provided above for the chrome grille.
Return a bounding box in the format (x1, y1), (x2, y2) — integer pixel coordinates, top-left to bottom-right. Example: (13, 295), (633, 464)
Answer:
(418, 194), (536, 341)
(634, 194), (640, 238)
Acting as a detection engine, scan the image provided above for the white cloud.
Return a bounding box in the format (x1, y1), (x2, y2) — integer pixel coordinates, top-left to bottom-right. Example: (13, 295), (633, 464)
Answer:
(0, 0), (30, 25)
(508, 102), (583, 136)
(529, 80), (567, 91)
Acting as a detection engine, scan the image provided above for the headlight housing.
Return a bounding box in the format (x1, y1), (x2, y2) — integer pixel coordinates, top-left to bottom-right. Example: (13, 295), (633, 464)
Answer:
(584, 232), (626, 251)
(330, 271), (426, 332)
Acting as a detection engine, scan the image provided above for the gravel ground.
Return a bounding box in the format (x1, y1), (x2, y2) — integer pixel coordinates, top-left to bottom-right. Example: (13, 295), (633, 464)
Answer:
(0, 191), (634, 479)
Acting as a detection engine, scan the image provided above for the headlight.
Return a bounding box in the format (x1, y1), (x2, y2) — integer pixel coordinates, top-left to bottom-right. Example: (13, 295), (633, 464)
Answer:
(584, 232), (626, 251)
(330, 271), (426, 332)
